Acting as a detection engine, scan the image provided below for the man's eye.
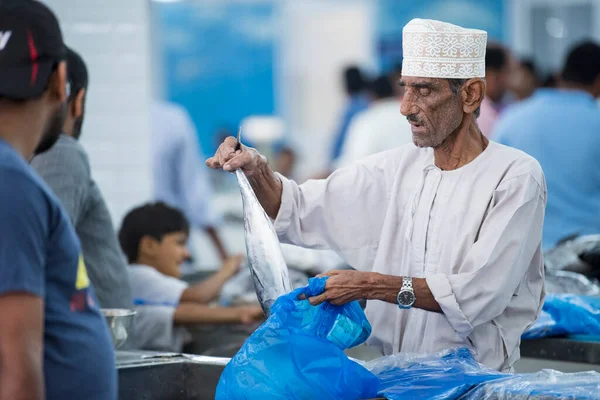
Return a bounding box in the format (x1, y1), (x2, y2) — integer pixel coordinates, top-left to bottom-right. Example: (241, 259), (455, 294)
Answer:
(419, 87), (431, 96)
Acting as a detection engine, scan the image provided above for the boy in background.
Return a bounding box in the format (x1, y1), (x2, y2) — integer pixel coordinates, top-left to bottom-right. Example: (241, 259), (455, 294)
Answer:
(118, 202), (263, 352)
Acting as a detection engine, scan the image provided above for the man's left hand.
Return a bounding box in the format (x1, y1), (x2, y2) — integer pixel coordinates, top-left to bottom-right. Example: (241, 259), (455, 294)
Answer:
(307, 270), (373, 306)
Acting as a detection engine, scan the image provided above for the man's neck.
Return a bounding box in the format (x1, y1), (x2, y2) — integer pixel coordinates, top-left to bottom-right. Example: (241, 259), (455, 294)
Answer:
(62, 116), (74, 138)
(433, 115), (488, 171)
(0, 107), (42, 159)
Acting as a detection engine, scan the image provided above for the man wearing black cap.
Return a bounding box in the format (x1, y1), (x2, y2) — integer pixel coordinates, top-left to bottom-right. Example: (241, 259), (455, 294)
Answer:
(31, 47), (133, 311)
(0, 1), (116, 399)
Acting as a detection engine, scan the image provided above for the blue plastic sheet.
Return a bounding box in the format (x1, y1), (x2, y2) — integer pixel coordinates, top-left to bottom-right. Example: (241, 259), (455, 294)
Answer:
(464, 369), (600, 399)
(523, 294), (600, 339)
(366, 348), (505, 399)
(215, 277), (379, 400)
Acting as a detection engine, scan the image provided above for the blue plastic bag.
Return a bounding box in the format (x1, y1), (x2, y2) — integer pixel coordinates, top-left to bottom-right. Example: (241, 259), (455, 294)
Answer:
(366, 348), (506, 400)
(215, 277), (379, 400)
(463, 369), (600, 399)
(522, 294), (600, 339)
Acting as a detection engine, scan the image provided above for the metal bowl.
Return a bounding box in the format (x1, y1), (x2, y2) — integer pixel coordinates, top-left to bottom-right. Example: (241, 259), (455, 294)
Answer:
(101, 309), (137, 349)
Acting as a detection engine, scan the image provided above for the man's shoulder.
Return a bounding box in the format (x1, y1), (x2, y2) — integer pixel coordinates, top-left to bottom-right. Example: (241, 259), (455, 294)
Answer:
(488, 142), (545, 190)
(0, 162), (57, 228)
(0, 144), (53, 203)
(360, 142), (421, 163)
(493, 96), (546, 137)
(31, 135), (90, 174)
(353, 143), (427, 177)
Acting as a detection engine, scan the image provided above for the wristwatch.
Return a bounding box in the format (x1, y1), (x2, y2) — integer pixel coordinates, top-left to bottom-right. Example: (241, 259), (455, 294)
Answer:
(397, 277), (416, 309)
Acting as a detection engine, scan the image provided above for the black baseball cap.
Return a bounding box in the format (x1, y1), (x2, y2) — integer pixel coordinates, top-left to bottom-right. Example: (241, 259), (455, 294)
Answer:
(0, 0), (66, 100)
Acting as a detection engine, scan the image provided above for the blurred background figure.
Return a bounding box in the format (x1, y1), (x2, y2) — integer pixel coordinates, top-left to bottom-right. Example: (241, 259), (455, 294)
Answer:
(329, 66), (371, 168)
(511, 59), (541, 101)
(336, 74), (412, 168)
(31, 47), (132, 310)
(478, 44), (512, 138)
(493, 40), (600, 250)
(390, 64), (405, 98)
(274, 144), (297, 179)
(542, 74), (559, 88)
(151, 100), (228, 267)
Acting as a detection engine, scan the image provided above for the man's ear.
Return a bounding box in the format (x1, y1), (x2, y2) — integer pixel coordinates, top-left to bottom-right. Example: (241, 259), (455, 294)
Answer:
(48, 61), (68, 102)
(462, 78), (485, 115)
(73, 88), (86, 118)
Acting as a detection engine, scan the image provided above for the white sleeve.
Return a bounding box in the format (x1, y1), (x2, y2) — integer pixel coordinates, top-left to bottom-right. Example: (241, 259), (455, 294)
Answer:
(130, 268), (189, 307)
(426, 173), (546, 339)
(274, 156), (390, 270)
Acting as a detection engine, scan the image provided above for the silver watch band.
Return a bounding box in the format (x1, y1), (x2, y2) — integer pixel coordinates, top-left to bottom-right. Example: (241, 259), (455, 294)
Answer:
(401, 276), (413, 291)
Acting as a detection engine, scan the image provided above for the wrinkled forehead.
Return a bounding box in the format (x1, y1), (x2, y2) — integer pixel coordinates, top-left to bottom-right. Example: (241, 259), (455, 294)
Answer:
(398, 76), (448, 89)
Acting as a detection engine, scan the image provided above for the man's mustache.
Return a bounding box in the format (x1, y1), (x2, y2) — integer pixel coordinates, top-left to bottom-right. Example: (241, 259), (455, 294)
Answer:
(407, 114), (422, 124)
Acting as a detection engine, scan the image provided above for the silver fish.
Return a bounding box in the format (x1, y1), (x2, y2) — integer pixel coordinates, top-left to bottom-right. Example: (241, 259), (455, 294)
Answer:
(235, 168), (293, 315)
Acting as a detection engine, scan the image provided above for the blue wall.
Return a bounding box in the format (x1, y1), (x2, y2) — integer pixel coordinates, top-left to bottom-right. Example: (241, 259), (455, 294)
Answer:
(153, 0), (505, 157)
(153, 1), (276, 157)
(377, 0), (506, 72)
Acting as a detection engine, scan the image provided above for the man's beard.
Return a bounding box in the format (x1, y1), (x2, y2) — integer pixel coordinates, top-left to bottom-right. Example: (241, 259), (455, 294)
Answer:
(33, 102), (67, 156)
(408, 111), (462, 149)
(72, 115), (84, 140)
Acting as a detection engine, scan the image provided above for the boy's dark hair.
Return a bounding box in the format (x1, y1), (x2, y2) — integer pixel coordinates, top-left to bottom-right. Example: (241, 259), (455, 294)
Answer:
(118, 202), (190, 263)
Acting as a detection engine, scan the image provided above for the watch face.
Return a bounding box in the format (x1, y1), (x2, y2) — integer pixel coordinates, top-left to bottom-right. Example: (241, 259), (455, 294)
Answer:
(398, 291), (415, 306)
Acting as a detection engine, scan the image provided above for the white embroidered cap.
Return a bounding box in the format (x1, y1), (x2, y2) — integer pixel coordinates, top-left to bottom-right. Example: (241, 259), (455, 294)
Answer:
(402, 18), (487, 79)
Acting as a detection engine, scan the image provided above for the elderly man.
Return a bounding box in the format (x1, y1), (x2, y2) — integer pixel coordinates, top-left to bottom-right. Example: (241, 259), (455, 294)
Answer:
(208, 19), (546, 372)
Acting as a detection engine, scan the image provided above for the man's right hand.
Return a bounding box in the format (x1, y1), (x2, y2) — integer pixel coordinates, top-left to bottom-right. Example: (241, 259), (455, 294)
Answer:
(206, 136), (267, 177)
(206, 136), (284, 220)
(236, 305), (265, 326)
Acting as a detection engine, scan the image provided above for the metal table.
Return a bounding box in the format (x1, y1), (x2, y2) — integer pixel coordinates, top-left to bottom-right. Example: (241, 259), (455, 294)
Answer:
(517, 338), (600, 373)
(117, 351), (228, 400)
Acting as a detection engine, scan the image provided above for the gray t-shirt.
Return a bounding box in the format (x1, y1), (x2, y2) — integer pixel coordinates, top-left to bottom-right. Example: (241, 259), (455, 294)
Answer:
(31, 135), (132, 309)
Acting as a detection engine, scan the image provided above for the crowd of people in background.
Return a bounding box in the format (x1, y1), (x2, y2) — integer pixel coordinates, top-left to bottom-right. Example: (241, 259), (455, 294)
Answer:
(329, 40), (600, 252)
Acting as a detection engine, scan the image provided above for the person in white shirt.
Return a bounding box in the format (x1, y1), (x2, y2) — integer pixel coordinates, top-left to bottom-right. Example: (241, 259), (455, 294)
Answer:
(336, 75), (413, 169)
(151, 101), (228, 262)
(207, 19), (546, 372)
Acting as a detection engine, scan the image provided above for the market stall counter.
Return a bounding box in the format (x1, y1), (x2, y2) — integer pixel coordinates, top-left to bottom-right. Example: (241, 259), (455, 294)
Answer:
(518, 337), (600, 373)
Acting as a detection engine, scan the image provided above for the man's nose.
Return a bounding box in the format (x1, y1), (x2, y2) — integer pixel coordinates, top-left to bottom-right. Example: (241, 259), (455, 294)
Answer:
(400, 97), (415, 117)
